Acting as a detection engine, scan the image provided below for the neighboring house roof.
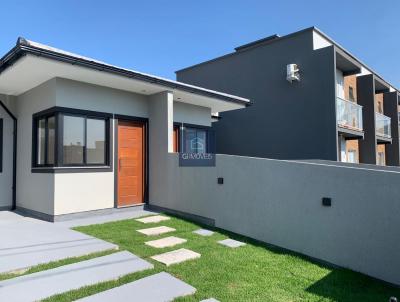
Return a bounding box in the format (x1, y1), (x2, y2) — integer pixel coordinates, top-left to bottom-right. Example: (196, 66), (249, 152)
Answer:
(176, 26), (399, 94)
(0, 37), (251, 112)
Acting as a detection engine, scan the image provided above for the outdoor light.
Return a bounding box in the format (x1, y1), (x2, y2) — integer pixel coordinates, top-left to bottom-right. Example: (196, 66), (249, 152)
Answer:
(322, 197), (331, 207)
(217, 177), (224, 184)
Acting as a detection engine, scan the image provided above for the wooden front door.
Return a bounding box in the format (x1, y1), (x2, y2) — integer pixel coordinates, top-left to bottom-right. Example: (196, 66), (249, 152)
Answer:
(117, 120), (145, 207)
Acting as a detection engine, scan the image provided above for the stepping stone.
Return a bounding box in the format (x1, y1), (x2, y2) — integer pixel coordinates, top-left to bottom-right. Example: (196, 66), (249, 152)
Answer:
(218, 239), (246, 248)
(75, 272), (196, 301)
(151, 248), (201, 266)
(136, 215), (170, 224)
(0, 251), (153, 302)
(137, 226), (176, 236)
(201, 299), (220, 302)
(145, 236), (187, 248)
(193, 229), (214, 236)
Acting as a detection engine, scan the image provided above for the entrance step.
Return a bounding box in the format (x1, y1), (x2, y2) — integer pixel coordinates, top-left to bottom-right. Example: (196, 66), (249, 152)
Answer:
(136, 215), (170, 224)
(137, 226), (175, 236)
(151, 248), (201, 266)
(75, 272), (196, 302)
(145, 236), (187, 249)
(0, 251), (153, 302)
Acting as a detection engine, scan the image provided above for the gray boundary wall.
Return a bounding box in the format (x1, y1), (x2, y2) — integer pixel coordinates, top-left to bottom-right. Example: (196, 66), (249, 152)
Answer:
(151, 154), (400, 285)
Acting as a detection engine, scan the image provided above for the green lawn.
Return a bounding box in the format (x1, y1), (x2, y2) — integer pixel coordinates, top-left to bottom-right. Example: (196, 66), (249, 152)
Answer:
(7, 214), (400, 301)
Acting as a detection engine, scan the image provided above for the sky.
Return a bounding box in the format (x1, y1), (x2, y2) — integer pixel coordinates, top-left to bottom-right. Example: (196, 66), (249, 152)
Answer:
(1, 1), (399, 87)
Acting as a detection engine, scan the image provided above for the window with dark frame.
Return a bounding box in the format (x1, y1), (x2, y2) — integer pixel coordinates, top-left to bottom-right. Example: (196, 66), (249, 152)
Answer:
(180, 126), (215, 154)
(32, 108), (110, 168)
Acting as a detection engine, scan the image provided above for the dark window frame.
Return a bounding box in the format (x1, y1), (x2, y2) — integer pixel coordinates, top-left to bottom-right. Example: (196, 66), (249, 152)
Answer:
(0, 119), (3, 172)
(173, 122), (215, 153)
(32, 107), (112, 170)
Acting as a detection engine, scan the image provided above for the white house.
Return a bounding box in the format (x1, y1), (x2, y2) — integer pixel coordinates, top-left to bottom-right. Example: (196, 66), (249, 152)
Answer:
(0, 37), (250, 221)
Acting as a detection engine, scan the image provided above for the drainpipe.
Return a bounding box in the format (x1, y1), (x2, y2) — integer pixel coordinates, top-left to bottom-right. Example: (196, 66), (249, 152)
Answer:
(0, 100), (17, 210)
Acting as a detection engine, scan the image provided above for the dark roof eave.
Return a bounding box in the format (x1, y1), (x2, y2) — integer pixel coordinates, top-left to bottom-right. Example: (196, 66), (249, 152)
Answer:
(0, 40), (251, 107)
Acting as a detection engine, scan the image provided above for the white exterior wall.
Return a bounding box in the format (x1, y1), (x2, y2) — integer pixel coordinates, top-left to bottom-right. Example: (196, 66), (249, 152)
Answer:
(312, 31), (332, 50)
(53, 78), (150, 215)
(11, 77), (214, 217)
(15, 80), (57, 215)
(174, 102), (211, 126)
(0, 95), (15, 209)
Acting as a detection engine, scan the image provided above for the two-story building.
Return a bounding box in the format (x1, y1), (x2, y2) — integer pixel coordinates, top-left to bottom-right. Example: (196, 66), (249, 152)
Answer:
(176, 27), (400, 166)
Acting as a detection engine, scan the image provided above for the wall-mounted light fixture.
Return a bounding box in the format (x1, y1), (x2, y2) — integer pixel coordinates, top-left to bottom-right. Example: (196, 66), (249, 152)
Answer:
(322, 197), (332, 207)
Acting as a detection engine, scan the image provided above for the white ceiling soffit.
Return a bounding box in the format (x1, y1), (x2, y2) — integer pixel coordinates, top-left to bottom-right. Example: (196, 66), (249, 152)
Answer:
(0, 55), (247, 113)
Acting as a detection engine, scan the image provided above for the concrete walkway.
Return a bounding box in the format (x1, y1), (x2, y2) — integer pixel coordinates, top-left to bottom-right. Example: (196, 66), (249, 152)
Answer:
(56, 208), (155, 228)
(0, 251), (153, 302)
(76, 272), (196, 302)
(0, 212), (117, 273)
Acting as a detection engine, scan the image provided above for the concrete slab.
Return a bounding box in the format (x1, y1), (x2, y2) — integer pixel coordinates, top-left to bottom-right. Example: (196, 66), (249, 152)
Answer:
(145, 236), (187, 248)
(0, 216), (118, 273)
(218, 239), (246, 248)
(151, 248), (201, 266)
(0, 251), (153, 302)
(193, 229), (215, 236)
(201, 299), (220, 302)
(136, 215), (170, 224)
(57, 209), (155, 228)
(75, 272), (196, 302)
(137, 226), (176, 236)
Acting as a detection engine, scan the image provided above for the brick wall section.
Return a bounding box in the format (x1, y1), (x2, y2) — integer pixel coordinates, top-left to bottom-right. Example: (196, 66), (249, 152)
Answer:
(346, 140), (360, 163)
(343, 75), (360, 162)
(375, 93), (384, 114)
(344, 75), (358, 103)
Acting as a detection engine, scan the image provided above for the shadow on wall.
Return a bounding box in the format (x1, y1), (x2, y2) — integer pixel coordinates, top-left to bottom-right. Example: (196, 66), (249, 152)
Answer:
(306, 269), (400, 301)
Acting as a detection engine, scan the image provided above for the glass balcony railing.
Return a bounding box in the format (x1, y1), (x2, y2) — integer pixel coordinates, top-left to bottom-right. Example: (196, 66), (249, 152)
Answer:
(375, 112), (391, 138)
(336, 97), (363, 131)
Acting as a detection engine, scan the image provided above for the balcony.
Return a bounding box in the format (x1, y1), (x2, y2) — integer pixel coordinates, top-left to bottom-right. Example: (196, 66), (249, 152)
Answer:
(375, 112), (391, 139)
(336, 97), (363, 133)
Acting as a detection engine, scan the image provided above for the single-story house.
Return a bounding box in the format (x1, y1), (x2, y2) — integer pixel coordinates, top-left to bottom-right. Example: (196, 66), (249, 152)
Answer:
(0, 37), (250, 221)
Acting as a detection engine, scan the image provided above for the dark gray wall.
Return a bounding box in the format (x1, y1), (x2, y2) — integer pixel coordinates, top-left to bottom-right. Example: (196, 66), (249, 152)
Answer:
(357, 75), (377, 164)
(383, 92), (400, 166)
(177, 30), (338, 161)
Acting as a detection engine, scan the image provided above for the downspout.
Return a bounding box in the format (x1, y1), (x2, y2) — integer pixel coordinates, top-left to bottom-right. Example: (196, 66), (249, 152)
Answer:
(0, 100), (17, 210)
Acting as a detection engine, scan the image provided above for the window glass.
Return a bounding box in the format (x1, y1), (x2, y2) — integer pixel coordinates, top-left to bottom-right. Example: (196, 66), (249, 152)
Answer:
(63, 115), (85, 164)
(47, 116), (56, 165)
(37, 118), (46, 165)
(86, 118), (106, 164)
(347, 150), (357, 163)
(185, 128), (207, 154)
(349, 86), (355, 102)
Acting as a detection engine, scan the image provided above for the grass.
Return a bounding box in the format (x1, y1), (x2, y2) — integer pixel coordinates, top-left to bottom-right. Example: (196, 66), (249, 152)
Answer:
(6, 214), (400, 301)
(0, 250), (116, 282)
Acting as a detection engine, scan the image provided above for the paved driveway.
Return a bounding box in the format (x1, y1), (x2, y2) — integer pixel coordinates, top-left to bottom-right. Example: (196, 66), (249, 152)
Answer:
(0, 211), (118, 274)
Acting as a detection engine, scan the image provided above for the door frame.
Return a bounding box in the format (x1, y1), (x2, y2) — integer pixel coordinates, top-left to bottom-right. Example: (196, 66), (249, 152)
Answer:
(114, 114), (149, 208)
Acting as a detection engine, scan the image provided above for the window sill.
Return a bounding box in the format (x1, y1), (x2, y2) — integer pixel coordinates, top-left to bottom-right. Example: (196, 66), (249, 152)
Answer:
(31, 166), (112, 173)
